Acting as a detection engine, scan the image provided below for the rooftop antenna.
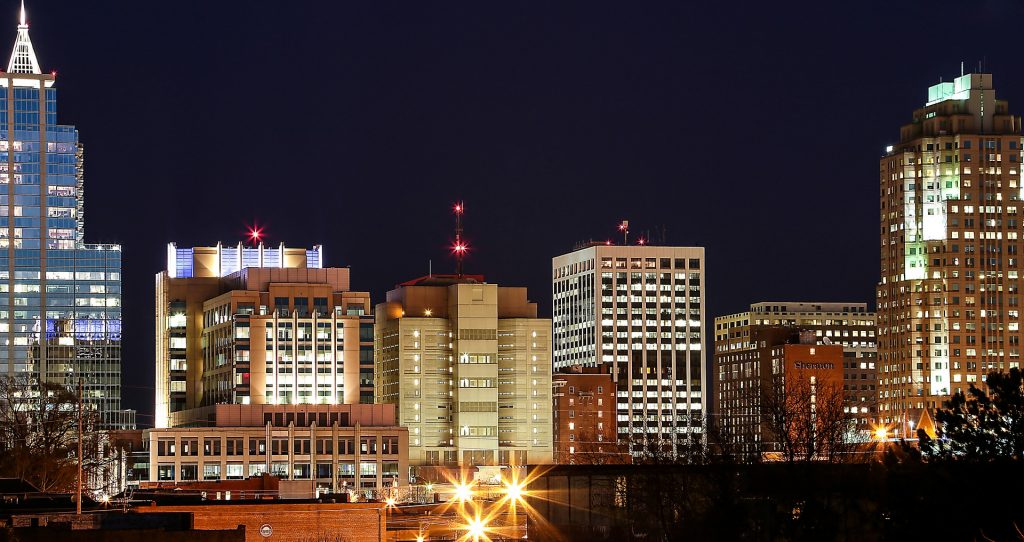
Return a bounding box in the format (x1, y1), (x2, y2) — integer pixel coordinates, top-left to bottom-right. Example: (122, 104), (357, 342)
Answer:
(618, 220), (629, 245)
(452, 201), (467, 277)
(961, 61), (964, 77)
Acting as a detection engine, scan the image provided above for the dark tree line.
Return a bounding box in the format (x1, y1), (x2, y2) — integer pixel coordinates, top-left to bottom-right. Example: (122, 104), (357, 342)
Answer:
(919, 367), (1024, 461)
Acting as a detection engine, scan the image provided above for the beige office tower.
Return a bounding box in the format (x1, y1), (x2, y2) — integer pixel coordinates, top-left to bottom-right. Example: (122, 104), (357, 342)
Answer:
(156, 243), (374, 428)
(552, 245), (706, 454)
(375, 275), (552, 467)
(714, 302), (878, 435)
(879, 72), (1023, 435)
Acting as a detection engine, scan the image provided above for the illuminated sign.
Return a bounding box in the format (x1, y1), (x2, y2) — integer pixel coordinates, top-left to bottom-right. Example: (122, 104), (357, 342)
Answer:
(794, 362), (834, 370)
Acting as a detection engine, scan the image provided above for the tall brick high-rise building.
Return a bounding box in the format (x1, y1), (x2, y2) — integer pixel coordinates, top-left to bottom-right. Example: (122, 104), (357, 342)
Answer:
(878, 72), (1023, 435)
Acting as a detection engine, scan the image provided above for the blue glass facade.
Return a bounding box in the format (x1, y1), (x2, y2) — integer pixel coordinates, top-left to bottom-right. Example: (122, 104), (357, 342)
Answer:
(1, 22), (124, 426)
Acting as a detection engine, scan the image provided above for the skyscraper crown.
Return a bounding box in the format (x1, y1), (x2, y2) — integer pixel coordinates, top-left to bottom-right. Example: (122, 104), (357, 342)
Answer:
(7, 1), (40, 74)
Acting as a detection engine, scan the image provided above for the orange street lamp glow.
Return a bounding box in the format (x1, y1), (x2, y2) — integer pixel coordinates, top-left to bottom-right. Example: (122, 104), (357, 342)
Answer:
(465, 515), (487, 541)
(503, 479), (525, 503)
(874, 426), (888, 440)
(453, 481), (473, 503)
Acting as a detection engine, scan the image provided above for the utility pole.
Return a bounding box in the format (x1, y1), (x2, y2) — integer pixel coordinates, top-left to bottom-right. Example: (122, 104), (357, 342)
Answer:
(76, 377), (83, 515)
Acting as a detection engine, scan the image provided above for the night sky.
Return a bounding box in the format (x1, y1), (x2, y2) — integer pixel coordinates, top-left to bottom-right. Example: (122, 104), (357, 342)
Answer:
(20, 0), (1024, 425)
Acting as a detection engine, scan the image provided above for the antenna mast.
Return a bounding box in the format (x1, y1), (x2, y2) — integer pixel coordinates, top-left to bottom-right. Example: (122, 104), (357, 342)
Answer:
(618, 220), (629, 245)
(453, 201), (466, 277)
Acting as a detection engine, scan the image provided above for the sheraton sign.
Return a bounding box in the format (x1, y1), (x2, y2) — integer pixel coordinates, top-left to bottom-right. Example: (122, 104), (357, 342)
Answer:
(794, 362), (835, 370)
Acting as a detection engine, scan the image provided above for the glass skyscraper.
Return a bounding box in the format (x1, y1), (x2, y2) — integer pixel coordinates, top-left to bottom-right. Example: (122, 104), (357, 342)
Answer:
(2, 5), (127, 427)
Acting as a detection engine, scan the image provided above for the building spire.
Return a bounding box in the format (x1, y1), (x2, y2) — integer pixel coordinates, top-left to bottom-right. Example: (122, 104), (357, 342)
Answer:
(8, 0), (40, 74)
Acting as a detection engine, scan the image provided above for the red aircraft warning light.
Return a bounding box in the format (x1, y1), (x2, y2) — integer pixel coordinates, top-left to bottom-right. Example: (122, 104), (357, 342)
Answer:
(453, 201), (467, 277)
(247, 225), (264, 245)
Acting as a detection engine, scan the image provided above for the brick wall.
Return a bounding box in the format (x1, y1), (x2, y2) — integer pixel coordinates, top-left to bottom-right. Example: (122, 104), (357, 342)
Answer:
(137, 502), (385, 542)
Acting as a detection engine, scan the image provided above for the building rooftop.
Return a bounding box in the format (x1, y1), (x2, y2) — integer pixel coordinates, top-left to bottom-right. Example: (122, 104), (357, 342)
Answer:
(396, 274), (486, 287)
(166, 242), (323, 278)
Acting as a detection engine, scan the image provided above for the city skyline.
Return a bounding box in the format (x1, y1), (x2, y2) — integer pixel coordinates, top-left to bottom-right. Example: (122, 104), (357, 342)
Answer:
(12, 1), (1024, 423)
(3, 3), (1024, 540)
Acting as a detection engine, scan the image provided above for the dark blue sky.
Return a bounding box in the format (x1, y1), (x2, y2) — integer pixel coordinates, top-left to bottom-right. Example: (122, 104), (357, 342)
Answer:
(20, 0), (1024, 423)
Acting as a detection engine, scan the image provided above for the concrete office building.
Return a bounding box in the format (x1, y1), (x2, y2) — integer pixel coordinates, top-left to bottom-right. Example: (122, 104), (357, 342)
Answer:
(145, 403), (408, 493)
(878, 73), (1024, 434)
(375, 275), (552, 467)
(552, 245), (706, 454)
(155, 242), (373, 428)
(714, 302), (877, 435)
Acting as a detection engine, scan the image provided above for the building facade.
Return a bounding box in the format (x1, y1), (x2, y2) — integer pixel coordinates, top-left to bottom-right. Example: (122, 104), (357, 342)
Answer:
(0, 6), (126, 426)
(552, 368), (620, 464)
(715, 328), (845, 459)
(878, 73), (1024, 434)
(714, 302), (877, 434)
(144, 404), (408, 492)
(155, 243), (373, 428)
(375, 275), (553, 467)
(552, 245), (706, 454)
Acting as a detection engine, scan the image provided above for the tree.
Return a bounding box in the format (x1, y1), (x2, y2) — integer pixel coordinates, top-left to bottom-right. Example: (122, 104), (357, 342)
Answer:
(761, 370), (856, 463)
(0, 375), (105, 492)
(919, 368), (1024, 461)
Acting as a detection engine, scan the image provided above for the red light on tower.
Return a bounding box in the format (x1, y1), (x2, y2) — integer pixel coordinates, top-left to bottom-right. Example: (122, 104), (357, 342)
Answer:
(453, 201), (467, 277)
(247, 224), (264, 245)
(637, 237), (646, 246)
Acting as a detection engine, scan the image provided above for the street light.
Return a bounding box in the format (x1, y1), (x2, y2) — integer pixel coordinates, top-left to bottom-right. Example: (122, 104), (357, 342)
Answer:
(453, 481), (473, 503)
(463, 513), (488, 542)
(502, 479), (525, 504)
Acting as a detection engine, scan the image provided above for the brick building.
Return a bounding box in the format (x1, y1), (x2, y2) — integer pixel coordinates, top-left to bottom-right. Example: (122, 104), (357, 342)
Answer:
(552, 367), (623, 464)
(715, 302), (877, 436)
(136, 502), (386, 542)
(715, 328), (845, 460)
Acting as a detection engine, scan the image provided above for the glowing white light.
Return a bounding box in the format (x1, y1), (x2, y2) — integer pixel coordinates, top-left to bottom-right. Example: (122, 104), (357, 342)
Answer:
(453, 482), (473, 502)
